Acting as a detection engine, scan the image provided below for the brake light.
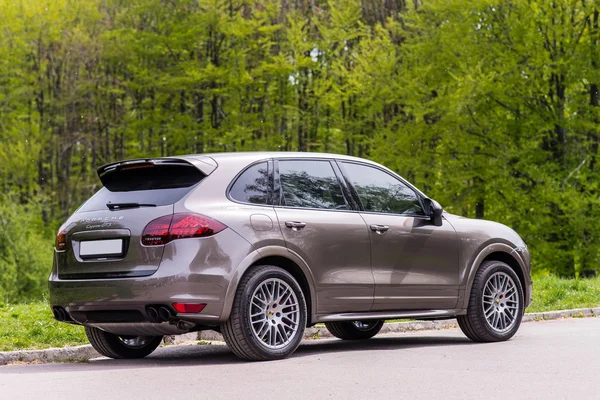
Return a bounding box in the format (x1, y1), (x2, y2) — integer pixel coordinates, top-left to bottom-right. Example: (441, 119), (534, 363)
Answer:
(55, 230), (67, 251)
(141, 213), (226, 246)
(172, 303), (206, 313)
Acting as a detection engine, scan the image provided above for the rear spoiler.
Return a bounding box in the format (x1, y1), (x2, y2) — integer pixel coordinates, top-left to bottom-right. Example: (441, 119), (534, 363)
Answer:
(97, 156), (217, 179)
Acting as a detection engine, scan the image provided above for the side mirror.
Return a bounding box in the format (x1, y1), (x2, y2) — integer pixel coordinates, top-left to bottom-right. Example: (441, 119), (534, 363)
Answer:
(423, 198), (443, 226)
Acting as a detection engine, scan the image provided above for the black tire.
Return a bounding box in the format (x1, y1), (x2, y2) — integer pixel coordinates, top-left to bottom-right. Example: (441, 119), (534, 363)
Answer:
(458, 260), (524, 342)
(85, 327), (163, 359)
(325, 320), (384, 340)
(221, 265), (307, 361)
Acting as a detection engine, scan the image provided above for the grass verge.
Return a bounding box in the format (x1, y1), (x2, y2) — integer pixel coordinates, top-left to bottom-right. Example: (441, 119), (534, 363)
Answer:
(0, 302), (87, 352)
(527, 275), (600, 313)
(0, 275), (599, 352)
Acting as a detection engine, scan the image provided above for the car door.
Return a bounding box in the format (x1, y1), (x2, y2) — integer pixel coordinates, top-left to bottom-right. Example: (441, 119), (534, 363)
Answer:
(339, 161), (460, 311)
(274, 159), (374, 314)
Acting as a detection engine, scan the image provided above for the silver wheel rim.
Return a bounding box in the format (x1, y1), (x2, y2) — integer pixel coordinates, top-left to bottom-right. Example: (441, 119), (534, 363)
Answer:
(351, 321), (378, 331)
(482, 272), (520, 333)
(118, 336), (152, 348)
(249, 278), (300, 350)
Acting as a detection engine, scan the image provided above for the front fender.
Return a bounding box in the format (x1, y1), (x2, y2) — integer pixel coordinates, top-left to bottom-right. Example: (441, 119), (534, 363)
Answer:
(459, 242), (531, 310)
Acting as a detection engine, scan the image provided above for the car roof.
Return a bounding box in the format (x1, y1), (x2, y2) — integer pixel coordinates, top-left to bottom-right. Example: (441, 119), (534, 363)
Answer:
(174, 151), (378, 166)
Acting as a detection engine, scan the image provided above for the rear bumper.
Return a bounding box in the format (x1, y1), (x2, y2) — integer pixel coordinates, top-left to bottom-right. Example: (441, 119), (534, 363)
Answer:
(49, 277), (225, 325)
(48, 229), (252, 330)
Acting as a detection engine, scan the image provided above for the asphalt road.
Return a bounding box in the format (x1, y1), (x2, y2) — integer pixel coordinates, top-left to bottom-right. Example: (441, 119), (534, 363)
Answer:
(1, 317), (599, 400)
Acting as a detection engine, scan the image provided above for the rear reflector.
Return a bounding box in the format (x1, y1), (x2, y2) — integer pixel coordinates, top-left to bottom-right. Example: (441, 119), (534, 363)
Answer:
(55, 230), (67, 251)
(142, 213), (226, 246)
(172, 303), (206, 313)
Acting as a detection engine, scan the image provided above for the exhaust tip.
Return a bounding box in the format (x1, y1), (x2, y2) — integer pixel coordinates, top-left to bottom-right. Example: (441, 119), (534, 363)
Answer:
(146, 305), (174, 323)
(147, 306), (159, 323)
(52, 306), (67, 322)
(158, 306), (172, 322)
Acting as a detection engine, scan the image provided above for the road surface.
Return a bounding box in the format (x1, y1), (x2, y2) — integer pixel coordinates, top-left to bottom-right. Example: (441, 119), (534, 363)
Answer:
(1, 317), (599, 400)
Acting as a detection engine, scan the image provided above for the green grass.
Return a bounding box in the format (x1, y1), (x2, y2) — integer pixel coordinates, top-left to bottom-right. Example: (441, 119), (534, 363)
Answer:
(528, 275), (600, 313)
(0, 275), (599, 352)
(0, 302), (87, 352)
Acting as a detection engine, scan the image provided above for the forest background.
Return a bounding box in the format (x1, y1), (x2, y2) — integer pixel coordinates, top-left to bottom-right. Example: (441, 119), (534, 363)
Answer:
(2, 0), (600, 302)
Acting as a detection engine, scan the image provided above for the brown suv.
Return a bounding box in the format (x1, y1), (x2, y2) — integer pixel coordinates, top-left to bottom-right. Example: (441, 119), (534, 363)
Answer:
(49, 152), (532, 361)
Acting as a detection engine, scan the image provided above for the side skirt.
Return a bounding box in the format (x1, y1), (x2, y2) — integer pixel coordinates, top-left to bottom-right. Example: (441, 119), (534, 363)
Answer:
(314, 309), (466, 323)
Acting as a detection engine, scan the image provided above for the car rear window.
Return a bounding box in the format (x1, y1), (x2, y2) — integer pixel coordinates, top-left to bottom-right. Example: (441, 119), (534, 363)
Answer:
(78, 163), (206, 212)
(101, 163), (203, 191)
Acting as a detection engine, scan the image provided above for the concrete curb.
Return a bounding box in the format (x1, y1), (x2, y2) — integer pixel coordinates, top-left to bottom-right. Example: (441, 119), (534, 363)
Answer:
(0, 344), (100, 366)
(2, 307), (599, 366)
(522, 307), (600, 321)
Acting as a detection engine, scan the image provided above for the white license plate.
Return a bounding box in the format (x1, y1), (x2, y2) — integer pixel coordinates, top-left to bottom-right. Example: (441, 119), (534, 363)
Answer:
(80, 239), (123, 257)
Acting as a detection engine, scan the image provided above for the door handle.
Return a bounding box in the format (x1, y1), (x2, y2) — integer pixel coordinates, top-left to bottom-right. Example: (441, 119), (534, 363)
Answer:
(285, 221), (307, 231)
(370, 224), (389, 234)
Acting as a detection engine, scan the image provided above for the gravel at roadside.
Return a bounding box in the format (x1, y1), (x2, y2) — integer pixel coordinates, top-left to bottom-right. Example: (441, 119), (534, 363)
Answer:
(2, 307), (599, 366)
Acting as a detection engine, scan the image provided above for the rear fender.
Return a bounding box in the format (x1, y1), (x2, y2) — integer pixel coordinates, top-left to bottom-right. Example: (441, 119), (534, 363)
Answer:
(220, 246), (317, 323)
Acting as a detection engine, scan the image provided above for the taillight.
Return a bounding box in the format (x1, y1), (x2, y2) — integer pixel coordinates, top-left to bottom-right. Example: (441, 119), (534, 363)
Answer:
(55, 230), (67, 251)
(141, 213), (226, 246)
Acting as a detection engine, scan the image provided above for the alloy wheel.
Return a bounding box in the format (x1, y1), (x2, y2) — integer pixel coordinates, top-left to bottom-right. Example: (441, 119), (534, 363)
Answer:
(482, 271), (520, 333)
(249, 278), (301, 349)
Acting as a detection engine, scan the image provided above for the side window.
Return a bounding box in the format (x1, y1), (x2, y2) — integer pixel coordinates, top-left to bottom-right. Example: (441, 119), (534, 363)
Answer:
(278, 160), (348, 210)
(342, 162), (424, 215)
(229, 162), (270, 204)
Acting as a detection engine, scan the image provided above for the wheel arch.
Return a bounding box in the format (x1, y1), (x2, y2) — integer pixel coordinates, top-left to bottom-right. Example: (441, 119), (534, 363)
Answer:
(460, 244), (529, 310)
(220, 246), (317, 325)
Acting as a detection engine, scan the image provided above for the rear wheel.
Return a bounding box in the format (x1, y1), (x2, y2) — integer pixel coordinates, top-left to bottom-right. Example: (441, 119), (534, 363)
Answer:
(85, 327), (163, 359)
(221, 265), (307, 361)
(458, 260), (524, 342)
(325, 320), (384, 340)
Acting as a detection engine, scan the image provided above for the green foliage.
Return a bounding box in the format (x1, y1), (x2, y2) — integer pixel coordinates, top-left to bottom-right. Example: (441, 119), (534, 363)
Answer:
(0, 196), (54, 303)
(2, 0), (600, 302)
(396, 0), (600, 277)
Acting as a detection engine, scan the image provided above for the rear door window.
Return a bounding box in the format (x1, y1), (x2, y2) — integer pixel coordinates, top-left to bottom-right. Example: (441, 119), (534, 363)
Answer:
(79, 162), (205, 212)
(278, 160), (348, 210)
(229, 162), (270, 205)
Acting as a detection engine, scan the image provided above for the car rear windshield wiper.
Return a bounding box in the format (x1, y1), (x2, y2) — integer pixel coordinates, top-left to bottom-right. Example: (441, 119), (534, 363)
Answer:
(106, 202), (157, 211)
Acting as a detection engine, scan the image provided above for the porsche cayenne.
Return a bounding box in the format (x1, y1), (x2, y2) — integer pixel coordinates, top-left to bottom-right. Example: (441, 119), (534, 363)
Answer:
(49, 152), (532, 361)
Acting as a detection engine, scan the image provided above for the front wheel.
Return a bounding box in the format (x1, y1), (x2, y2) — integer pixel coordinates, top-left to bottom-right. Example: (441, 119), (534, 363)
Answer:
(458, 260), (524, 342)
(325, 320), (384, 340)
(85, 327), (163, 359)
(221, 265), (307, 361)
